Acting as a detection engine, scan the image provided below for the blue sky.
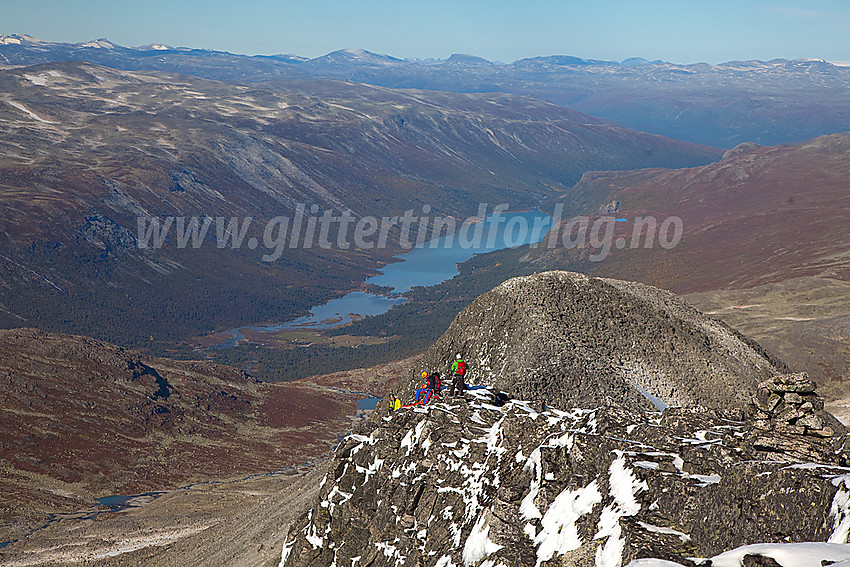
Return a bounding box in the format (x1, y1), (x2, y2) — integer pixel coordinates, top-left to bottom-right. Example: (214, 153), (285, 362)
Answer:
(3, 0), (849, 63)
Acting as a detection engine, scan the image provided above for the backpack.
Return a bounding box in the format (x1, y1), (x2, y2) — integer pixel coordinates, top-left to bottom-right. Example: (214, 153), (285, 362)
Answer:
(429, 374), (441, 392)
(456, 360), (467, 376)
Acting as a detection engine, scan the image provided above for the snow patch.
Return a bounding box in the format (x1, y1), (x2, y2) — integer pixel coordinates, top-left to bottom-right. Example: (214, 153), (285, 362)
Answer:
(305, 527), (324, 549)
(375, 539), (407, 565)
(6, 100), (55, 123)
(688, 474), (721, 487)
(636, 521), (690, 542)
(632, 543), (850, 566)
(520, 448), (543, 521)
(24, 74), (47, 86)
(474, 418), (506, 456)
(595, 455), (648, 567)
(710, 542), (850, 567)
(547, 431), (573, 449)
(534, 479), (602, 566)
(462, 512), (503, 566)
(355, 456), (384, 485)
(319, 485), (354, 515)
(279, 538), (295, 567)
(400, 420), (427, 456)
(830, 474), (850, 543)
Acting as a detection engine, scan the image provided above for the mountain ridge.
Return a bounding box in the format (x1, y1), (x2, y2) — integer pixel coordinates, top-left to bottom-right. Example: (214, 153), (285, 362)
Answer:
(534, 133), (850, 294)
(280, 380), (847, 567)
(2, 35), (849, 146)
(0, 327), (370, 545)
(3, 34), (847, 67)
(275, 273), (848, 567)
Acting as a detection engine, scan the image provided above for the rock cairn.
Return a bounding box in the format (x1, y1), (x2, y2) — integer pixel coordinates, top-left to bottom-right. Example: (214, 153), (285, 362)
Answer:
(750, 372), (831, 437)
(748, 372), (839, 462)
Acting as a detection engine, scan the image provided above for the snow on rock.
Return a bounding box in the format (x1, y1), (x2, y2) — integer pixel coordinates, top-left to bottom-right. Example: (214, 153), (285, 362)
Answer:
(462, 511), (503, 566)
(533, 479), (601, 565)
(629, 542), (850, 567)
(635, 521), (690, 543)
(710, 542), (850, 567)
(519, 447), (543, 521)
(80, 38), (117, 49)
(6, 100), (55, 124)
(595, 455), (648, 567)
(830, 475), (850, 543)
(280, 390), (848, 567)
(279, 538), (295, 567)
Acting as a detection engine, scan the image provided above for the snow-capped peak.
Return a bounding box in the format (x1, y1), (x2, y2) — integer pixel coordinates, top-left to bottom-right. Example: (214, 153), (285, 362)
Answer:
(80, 38), (117, 49)
(135, 43), (172, 51)
(0, 34), (50, 45)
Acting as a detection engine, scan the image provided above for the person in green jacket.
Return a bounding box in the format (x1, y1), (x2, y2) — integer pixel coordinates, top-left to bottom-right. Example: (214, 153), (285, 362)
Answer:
(450, 354), (467, 396)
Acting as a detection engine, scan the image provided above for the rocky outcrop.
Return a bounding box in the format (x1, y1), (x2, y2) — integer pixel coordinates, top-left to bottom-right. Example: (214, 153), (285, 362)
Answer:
(413, 271), (785, 412)
(278, 273), (850, 567)
(280, 389), (849, 567)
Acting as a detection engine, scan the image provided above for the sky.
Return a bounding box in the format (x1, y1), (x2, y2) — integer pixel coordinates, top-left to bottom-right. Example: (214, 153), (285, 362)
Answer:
(3, 0), (849, 64)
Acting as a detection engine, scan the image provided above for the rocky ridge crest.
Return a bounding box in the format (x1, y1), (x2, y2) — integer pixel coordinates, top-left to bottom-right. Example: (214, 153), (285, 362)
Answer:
(280, 378), (849, 567)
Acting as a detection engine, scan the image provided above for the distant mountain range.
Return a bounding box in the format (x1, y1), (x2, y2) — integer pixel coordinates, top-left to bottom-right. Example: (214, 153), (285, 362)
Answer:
(2, 34), (849, 147)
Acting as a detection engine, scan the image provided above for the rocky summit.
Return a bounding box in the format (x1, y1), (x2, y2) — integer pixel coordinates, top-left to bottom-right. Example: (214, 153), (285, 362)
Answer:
(279, 379), (849, 567)
(278, 272), (850, 567)
(413, 271), (785, 412)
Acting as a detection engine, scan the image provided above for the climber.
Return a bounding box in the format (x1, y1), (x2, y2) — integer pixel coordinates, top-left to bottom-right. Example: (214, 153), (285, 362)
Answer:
(450, 353), (467, 397)
(414, 371), (441, 404)
(414, 371), (432, 403)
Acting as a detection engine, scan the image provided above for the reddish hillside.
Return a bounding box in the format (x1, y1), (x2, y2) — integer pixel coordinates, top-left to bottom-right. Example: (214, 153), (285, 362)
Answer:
(541, 133), (850, 293)
(0, 328), (367, 543)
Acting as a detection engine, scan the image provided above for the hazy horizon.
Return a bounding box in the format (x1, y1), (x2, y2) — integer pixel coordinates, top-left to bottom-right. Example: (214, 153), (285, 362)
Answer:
(3, 0), (849, 66)
(4, 32), (850, 68)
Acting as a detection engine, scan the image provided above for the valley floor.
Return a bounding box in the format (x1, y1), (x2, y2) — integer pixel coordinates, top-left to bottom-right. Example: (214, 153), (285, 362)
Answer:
(0, 467), (324, 567)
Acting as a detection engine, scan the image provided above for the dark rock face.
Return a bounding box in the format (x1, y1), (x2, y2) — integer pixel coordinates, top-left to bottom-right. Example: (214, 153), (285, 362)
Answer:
(280, 386), (848, 567)
(413, 271), (785, 412)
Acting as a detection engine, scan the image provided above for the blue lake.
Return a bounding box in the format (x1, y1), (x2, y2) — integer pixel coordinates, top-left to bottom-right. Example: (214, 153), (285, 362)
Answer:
(214, 210), (551, 348)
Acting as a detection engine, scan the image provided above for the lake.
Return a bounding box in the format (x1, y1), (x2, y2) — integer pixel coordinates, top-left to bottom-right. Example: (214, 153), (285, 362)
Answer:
(213, 209), (551, 348)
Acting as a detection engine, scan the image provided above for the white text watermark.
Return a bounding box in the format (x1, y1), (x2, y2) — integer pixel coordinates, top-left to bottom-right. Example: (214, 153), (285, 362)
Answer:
(136, 203), (683, 262)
